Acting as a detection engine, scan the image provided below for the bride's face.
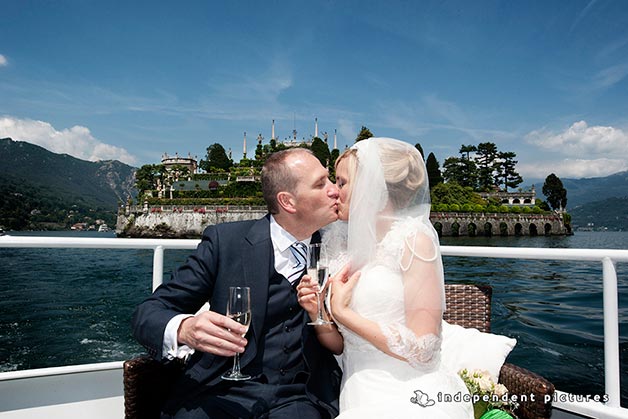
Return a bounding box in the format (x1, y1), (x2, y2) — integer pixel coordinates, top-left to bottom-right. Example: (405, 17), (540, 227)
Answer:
(335, 159), (351, 221)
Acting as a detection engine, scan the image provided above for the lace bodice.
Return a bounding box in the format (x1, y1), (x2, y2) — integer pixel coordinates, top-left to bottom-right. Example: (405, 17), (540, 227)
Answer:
(336, 218), (442, 372)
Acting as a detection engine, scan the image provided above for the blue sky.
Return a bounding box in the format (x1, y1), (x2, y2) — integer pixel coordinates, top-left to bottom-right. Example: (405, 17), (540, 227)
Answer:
(1, 0), (628, 184)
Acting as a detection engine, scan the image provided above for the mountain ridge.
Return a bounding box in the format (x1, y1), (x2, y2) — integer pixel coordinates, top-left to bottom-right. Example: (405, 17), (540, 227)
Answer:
(0, 137), (137, 230)
(560, 171), (628, 209)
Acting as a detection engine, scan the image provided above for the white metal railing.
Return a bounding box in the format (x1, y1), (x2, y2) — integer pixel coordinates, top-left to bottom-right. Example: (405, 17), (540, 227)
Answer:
(0, 236), (197, 291)
(0, 235), (626, 418)
(442, 245), (628, 415)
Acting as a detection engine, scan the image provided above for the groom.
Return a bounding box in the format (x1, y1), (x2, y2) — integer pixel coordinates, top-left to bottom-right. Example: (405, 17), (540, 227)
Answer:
(132, 148), (341, 418)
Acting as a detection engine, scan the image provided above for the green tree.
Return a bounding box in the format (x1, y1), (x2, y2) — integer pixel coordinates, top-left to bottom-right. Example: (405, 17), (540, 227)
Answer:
(459, 144), (477, 161)
(330, 148), (340, 165)
(536, 198), (550, 211)
(134, 164), (165, 195)
(443, 157), (464, 186)
(442, 156), (477, 188)
(255, 143), (264, 160)
(414, 143), (424, 159)
(542, 173), (568, 211)
(310, 137), (331, 167)
(495, 151), (523, 192)
(475, 142), (499, 190)
(329, 148), (340, 180)
(426, 152), (443, 189)
(200, 143), (232, 172)
(355, 126), (374, 142)
(431, 182), (485, 206)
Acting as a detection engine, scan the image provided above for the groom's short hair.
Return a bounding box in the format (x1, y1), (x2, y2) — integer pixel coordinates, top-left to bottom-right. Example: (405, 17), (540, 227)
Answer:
(262, 148), (315, 214)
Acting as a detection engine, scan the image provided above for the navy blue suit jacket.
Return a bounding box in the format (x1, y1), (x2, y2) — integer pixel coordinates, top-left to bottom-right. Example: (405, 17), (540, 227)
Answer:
(132, 215), (341, 414)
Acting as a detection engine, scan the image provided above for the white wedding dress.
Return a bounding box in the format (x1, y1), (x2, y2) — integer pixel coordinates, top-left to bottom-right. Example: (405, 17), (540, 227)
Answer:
(334, 219), (474, 419)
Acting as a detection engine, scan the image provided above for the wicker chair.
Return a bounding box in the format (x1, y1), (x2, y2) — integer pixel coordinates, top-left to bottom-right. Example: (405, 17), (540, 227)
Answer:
(442, 284), (554, 419)
(124, 284), (554, 419)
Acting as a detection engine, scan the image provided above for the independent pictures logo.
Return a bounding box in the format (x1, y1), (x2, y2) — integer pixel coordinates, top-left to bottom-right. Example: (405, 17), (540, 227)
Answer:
(410, 390), (436, 407)
(410, 388), (610, 408)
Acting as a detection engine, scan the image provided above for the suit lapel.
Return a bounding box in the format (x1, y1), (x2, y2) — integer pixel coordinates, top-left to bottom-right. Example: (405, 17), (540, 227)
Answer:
(240, 216), (272, 365)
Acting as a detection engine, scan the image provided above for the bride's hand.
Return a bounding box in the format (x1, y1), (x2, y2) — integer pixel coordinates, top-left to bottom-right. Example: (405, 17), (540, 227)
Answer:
(330, 266), (361, 321)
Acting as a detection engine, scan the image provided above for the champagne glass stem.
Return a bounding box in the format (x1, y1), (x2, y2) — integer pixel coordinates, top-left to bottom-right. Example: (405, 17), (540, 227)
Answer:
(232, 352), (241, 376)
(221, 286), (251, 380)
(316, 291), (324, 320)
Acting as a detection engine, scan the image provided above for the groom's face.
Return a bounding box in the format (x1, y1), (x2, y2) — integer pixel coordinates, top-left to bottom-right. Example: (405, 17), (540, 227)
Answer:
(290, 153), (339, 230)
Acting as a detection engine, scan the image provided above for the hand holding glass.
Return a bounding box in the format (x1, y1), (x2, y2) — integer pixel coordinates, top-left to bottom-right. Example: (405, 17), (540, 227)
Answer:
(307, 243), (332, 326)
(221, 286), (252, 381)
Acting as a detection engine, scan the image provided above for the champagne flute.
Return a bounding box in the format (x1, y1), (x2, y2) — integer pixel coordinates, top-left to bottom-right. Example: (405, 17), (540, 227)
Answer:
(307, 243), (333, 326)
(221, 286), (252, 381)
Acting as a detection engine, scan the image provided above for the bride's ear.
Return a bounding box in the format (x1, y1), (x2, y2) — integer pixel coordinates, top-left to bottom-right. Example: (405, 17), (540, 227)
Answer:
(277, 191), (297, 214)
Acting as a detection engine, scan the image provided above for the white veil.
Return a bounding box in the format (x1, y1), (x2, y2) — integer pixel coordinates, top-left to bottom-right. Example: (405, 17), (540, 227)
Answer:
(328, 137), (446, 370)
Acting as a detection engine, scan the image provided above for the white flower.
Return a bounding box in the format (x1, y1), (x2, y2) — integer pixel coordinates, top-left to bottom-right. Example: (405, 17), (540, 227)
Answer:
(472, 369), (491, 377)
(494, 383), (508, 398)
(458, 367), (518, 415)
(477, 376), (494, 392)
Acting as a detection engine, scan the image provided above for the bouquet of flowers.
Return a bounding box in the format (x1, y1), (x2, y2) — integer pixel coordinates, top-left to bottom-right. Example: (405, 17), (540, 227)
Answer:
(459, 368), (518, 419)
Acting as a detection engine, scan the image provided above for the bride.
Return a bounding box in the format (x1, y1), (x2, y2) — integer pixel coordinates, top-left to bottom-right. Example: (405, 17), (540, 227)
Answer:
(297, 138), (474, 418)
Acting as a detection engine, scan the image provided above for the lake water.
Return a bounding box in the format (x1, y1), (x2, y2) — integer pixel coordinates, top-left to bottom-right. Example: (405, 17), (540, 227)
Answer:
(0, 230), (626, 406)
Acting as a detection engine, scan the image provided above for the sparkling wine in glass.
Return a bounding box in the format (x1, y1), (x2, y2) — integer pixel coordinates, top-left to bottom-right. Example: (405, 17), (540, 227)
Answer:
(307, 243), (333, 326)
(221, 286), (252, 381)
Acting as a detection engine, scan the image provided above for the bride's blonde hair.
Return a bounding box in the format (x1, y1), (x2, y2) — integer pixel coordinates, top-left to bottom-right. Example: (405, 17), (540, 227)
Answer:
(336, 141), (426, 210)
(378, 141), (426, 210)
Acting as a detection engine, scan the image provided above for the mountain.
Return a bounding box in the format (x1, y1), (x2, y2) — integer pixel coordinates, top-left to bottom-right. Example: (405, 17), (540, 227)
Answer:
(569, 196), (628, 231)
(561, 171), (628, 209)
(526, 171), (628, 230)
(525, 171), (628, 209)
(0, 137), (137, 230)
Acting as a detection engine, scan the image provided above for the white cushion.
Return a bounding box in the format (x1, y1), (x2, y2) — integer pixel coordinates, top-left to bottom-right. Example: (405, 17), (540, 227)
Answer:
(440, 320), (517, 381)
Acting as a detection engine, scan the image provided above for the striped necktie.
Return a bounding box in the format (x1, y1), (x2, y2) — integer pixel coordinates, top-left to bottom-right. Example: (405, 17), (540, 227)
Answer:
(287, 241), (307, 283)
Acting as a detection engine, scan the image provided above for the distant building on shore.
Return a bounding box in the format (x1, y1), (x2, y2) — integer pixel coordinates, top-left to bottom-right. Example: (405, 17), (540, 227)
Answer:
(161, 152), (198, 174)
(479, 185), (537, 206)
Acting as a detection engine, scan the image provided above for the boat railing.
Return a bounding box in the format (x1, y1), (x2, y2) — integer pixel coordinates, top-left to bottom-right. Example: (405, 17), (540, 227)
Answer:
(0, 235), (626, 418)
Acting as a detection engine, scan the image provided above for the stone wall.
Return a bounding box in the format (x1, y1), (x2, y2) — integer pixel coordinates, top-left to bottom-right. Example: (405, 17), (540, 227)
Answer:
(430, 212), (569, 236)
(116, 205), (267, 237)
(117, 206), (569, 238)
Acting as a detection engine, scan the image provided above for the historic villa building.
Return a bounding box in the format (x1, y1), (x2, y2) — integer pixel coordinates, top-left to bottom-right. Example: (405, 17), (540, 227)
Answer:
(479, 185), (536, 206)
(161, 152), (198, 174)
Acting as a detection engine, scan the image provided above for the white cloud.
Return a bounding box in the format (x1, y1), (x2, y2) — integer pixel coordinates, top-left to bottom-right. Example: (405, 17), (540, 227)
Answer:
(518, 158), (628, 179)
(525, 120), (628, 158)
(0, 116), (137, 165)
(592, 62), (628, 89)
(0, 54), (7, 66)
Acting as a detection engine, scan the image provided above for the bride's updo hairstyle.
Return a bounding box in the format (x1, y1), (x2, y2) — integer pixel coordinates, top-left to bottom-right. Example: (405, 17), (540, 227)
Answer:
(334, 138), (435, 269)
(337, 139), (427, 212)
(378, 141), (426, 211)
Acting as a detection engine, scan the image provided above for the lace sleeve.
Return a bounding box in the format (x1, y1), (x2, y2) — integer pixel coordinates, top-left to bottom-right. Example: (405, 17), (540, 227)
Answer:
(379, 322), (441, 371)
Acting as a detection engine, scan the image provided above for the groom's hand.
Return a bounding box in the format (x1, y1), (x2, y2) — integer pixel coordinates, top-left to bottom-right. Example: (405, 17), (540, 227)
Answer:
(177, 311), (248, 357)
(296, 274), (320, 319)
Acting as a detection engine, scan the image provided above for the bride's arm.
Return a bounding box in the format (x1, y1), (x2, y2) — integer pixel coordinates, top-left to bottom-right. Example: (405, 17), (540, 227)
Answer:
(399, 232), (443, 338)
(331, 232), (443, 367)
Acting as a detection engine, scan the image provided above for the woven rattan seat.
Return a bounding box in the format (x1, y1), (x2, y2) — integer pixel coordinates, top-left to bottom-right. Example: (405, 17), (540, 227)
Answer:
(124, 283), (554, 418)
